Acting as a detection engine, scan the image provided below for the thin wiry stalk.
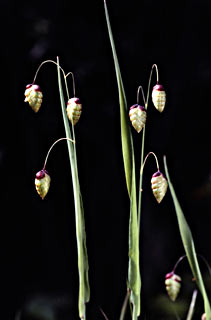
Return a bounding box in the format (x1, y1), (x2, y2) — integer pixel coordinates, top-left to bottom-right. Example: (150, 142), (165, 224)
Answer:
(100, 308), (110, 320)
(43, 137), (75, 170)
(138, 124), (146, 232)
(186, 290), (198, 320)
(119, 291), (130, 320)
(65, 71), (76, 97)
(138, 65), (159, 230)
(32, 59), (66, 84)
(140, 151), (160, 175)
(172, 254), (211, 276)
(137, 86), (146, 105)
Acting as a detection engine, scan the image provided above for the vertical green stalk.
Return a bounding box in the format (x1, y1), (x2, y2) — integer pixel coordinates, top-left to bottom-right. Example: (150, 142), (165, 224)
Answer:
(104, 2), (141, 319)
(57, 57), (90, 319)
(138, 125), (146, 231)
(138, 65), (156, 230)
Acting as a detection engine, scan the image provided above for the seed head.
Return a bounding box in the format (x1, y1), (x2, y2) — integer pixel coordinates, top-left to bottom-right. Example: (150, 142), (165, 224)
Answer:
(129, 104), (147, 133)
(66, 97), (82, 125)
(165, 272), (181, 302)
(24, 84), (43, 112)
(152, 84), (166, 112)
(151, 171), (168, 203)
(35, 169), (51, 199)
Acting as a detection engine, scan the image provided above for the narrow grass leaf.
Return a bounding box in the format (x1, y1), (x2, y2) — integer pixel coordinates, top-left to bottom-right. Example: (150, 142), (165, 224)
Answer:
(104, 2), (141, 318)
(104, 0), (133, 197)
(128, 176), (141, 319)
(57, 58), (90, 319)
(164, 156), (211, 320)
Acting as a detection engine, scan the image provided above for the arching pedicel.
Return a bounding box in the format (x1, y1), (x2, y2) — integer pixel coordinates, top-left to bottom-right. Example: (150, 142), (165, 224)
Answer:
(24, 60), (79, 119)
(150, 64), (166, 112)
(35, 137), (75, 199)
(24, 60), (64, 112)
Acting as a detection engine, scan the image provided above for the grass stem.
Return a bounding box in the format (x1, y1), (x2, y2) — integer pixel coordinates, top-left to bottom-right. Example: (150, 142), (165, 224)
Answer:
(186, 290), (198, 320)
(56, 57), (90, 319)
(138, 65), (158, 230)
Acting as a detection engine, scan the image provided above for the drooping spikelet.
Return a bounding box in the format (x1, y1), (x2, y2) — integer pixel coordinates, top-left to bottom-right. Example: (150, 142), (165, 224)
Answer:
(151, 171), (168, 203)
(152, 84), (166, 112)
(35, 169), (51, 200)
(165, 272), (182, 302)
(129, 104), (147, 133)
(66, 97), (82, 125)
(24, 84), (43, 112)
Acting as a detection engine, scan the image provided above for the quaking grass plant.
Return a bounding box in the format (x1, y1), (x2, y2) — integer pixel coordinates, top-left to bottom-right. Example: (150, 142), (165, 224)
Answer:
(24, 2), (211, 319)
(104, 0), (211, 319)
(24, 58), (89, 320)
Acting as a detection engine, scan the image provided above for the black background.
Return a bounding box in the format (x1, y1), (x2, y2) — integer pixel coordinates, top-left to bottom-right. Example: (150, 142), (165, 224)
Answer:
(1, 0), (211, 319)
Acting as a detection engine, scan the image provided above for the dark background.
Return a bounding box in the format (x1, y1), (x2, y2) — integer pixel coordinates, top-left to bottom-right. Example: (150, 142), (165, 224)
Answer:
(1, 0), (211, 319)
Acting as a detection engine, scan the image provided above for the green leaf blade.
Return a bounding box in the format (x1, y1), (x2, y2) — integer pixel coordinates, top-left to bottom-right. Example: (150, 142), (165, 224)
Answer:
(164, 157), (211, 320)
(104, 2), (141, 318)
(104, 0), (133, 197)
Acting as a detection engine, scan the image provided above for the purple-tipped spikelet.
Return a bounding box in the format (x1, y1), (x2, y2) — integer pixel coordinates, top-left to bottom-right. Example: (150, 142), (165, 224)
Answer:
(165, 272), (181, 302)
(66, 97), (82, 125)
(24, 84), (43, 112)
(152, 84), (166, 112)
(129, 104), (147, 133)
(151, 171), (168, 203)
(35, 169), (51, 199)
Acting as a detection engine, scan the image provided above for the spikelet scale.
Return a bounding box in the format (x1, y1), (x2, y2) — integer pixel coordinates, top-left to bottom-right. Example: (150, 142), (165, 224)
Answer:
(152, 84), (166, 112)
(66, 97), (82, 125)
(129, 104), (147, 133)
(35, 169), (51, 200)
(165, 272), (181, 302)
(151, 171), (168, 203)
(24, 84), (43, 112)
